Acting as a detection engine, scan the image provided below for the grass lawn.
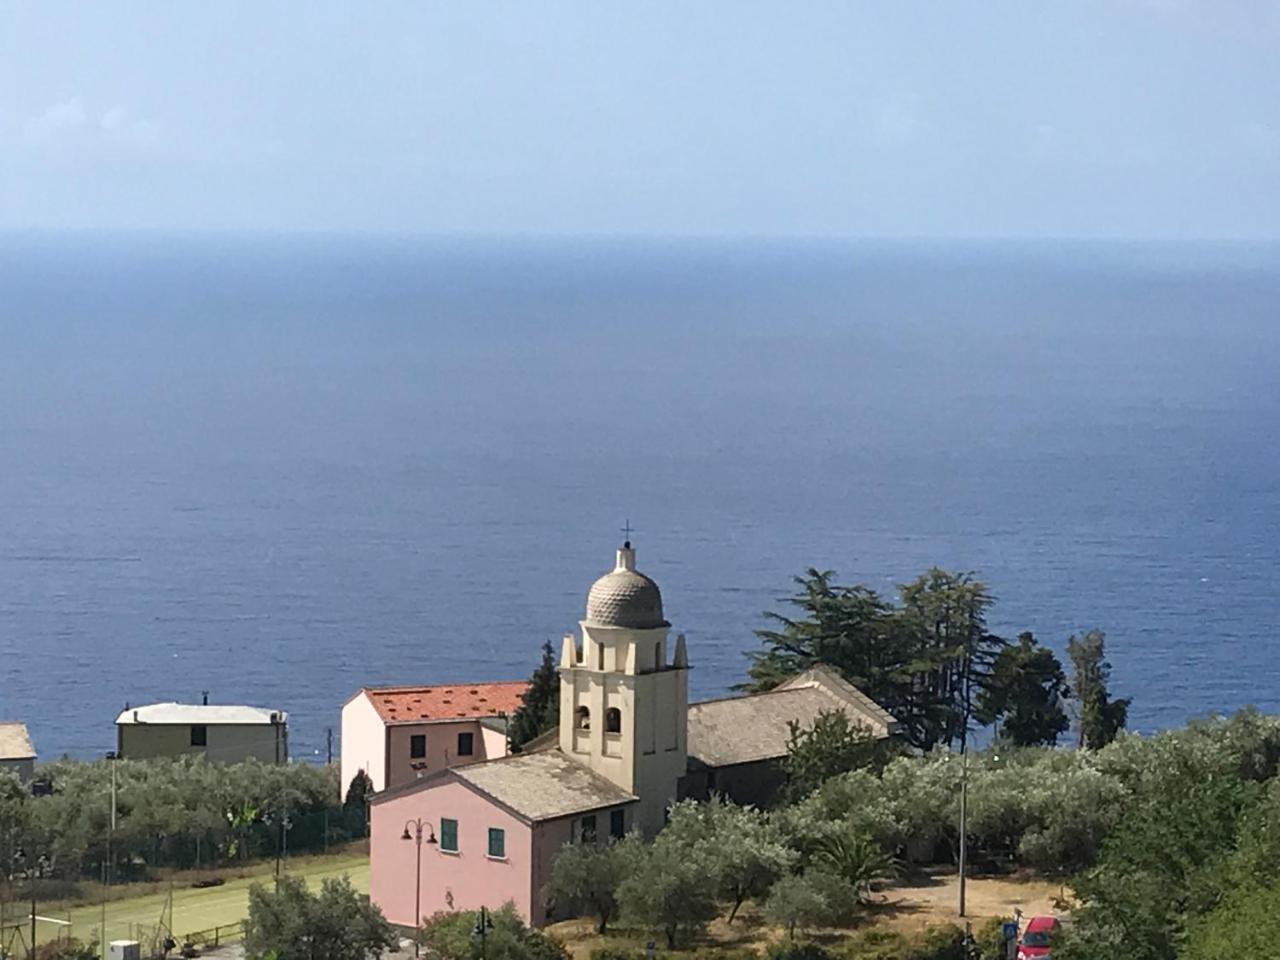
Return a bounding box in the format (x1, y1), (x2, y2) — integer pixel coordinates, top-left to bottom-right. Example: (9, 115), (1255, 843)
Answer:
(12, 849), (369, 947)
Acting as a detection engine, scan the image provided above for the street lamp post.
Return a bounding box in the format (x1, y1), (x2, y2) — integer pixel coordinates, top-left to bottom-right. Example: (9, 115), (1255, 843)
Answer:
(103, 751), (118, 960)
(16, 849), (48, 960)
(473, 905), (494, 960)
(958, 748), (968, 918)
(400, 818), (437, 958)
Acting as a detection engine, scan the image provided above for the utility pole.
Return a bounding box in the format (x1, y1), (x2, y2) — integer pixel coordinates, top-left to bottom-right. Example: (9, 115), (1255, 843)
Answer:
(958, 748), (968, 918)
(326, 728), (333, 766)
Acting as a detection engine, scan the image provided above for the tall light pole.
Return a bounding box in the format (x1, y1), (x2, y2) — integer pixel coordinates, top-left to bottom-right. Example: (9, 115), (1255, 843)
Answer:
(957, 748), (968, 918)
(102, 751), (117, 960)
(400, 818), (437, 957)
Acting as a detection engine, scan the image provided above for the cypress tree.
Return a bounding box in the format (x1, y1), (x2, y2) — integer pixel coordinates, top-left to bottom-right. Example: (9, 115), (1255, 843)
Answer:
(509, 639), (560, 750)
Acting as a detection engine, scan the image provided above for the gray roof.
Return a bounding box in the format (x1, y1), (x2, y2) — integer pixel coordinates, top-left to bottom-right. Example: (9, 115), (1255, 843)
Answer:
(585, 546), (667, 629)
(0, 723), (36, 761)
(373, 750), (636, 823)
(116, 703), (286, 726)
(453, 751), (636, 822)
(686, 666), (899, 768)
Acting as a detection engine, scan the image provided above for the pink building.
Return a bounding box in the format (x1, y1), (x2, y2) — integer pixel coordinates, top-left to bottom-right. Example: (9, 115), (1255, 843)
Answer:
(370, 751), (635, 927)
(341, 681), (529, 797)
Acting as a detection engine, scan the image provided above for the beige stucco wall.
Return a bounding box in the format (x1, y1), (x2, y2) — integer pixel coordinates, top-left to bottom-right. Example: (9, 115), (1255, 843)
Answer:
(559, 622), (687, 836)
(118, 722), (287, 763)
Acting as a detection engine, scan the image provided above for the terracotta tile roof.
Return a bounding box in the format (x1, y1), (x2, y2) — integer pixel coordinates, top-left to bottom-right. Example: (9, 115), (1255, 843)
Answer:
(362, 681), (529, 724)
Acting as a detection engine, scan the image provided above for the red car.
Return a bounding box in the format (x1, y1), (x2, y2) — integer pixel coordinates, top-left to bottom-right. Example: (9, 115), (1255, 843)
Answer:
(1017, 916), (1059, 959)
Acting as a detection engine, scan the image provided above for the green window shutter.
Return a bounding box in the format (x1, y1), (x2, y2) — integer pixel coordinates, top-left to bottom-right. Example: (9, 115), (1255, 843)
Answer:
(440, 817), (458, 852)
(488, 827), (505, 859)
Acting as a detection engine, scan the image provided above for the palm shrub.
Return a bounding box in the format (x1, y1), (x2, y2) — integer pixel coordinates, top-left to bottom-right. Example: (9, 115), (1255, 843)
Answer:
(809, 828), (894, 903)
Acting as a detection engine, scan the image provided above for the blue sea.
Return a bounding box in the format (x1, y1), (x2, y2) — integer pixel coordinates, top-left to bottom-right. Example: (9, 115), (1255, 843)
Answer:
(2, 233), (1278, 762)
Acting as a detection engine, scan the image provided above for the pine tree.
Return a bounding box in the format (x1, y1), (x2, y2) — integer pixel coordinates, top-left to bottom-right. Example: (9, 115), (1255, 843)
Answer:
(1067, 628), (1130, 749)
(508, 639), (560, 751)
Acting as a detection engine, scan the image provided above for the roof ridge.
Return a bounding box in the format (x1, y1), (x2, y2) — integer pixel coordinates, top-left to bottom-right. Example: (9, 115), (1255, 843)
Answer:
(362, 679), (528, 694)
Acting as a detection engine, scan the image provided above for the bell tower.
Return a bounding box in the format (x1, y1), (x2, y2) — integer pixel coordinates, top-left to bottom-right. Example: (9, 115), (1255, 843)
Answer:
(559, 541), (689, 835)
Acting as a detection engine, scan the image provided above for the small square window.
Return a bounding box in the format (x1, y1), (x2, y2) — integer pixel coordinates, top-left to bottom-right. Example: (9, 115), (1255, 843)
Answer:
(488, 827), (505, 859)
(457, 732), (474, 756)
(440, 817), (458, 852)
(610, 809), (625, 840)
(190, 725), (207, 747)
(410, 734), (426, 759)
(579, 814), (597, 844)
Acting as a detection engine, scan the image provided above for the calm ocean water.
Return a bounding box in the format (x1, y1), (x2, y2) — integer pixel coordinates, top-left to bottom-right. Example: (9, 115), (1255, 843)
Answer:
(2, 234), (1278, 761)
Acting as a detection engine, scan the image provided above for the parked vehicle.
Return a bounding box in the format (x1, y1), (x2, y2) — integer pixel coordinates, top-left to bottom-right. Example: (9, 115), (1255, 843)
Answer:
(1017, 915), (1059, 959)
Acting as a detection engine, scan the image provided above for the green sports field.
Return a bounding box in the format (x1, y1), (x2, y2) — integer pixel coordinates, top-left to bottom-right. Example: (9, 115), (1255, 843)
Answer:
(12, 853), (369, 948)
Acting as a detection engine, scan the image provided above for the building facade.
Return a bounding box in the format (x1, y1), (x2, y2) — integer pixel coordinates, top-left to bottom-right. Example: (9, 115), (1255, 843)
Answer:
(115, 703), (288, 763)
(340, 681), (528, 796)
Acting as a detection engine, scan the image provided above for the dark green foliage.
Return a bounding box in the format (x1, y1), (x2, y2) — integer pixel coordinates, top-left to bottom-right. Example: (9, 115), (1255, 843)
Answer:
(1066, 630), (1129, 750)
(746, 568), (1002, 752)
(510, 640), (561, 751)
(1182, 880), (1280, 959)
(545, 834), (640, 933)
(419, 903), (569, 960)
(762, 870), (853, 938)
(976, 633), (1070, 747)
(659, 798), (796, 923)
(9, 757), (355, 882)
(904, 925), (965, 960)
(784, 710), (897, 800)
(1060, 750), (1266, 960)
(344, 769), (372, 808)
(808, 828), (895, 902)
(33, 939), (99, 960)
(243, 874), (396, 960)
(896, 569), (1001, 753)
(766, 942), (831, 960)
(617, 837), (720, 948)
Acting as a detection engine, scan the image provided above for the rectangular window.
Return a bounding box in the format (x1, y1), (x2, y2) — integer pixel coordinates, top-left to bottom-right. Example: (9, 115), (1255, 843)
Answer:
(579, 814), (597, 844)
(488, 827), (505, 859)
(410, 734), (426, 759)
(190, 725), (207, 747)
(610, 809), (625, 840)
(440, 817), (458, 852)
(457, 732), (474, 756)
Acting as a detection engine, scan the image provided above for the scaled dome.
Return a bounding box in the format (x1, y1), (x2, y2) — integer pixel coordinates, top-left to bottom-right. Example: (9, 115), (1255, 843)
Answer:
(585, 544), (668, 629)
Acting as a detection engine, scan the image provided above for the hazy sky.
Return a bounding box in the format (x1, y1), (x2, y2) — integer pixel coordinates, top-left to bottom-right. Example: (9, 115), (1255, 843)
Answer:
(2, 1), (1278, 238)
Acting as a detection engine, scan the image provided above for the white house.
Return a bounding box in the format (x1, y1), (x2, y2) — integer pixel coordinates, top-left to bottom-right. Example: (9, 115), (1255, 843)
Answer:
(116, 702), (288, 763)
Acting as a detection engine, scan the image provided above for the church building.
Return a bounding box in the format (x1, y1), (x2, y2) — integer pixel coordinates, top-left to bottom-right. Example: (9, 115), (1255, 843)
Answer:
(367, 541), (897, 929)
